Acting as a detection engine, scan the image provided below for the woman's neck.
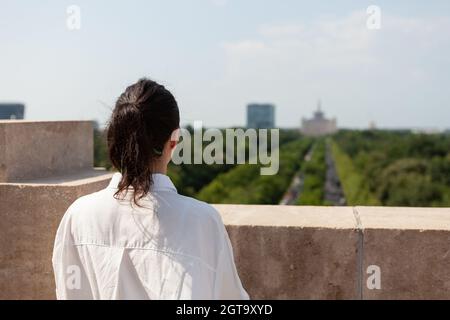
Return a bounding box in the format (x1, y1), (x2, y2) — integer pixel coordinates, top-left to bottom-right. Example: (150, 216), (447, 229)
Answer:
(151, 162), (167, 175)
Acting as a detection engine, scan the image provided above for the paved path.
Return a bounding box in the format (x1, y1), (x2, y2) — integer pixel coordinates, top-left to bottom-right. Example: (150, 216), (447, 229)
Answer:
(279, 146), (314, 205)
(324, 141), (346, 206)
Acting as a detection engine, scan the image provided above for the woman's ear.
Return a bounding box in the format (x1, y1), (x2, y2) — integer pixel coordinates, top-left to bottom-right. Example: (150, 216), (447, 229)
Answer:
(168, 128), (180, 150)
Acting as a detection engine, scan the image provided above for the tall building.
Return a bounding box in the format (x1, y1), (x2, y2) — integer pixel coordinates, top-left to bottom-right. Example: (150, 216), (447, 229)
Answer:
(247, 103), (275, 129)
(301, 101), (337, 136)
(0, 103), (25, 120)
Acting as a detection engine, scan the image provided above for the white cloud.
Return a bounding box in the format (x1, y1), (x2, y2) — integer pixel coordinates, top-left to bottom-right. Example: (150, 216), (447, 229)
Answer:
(218, 11), (450, 128)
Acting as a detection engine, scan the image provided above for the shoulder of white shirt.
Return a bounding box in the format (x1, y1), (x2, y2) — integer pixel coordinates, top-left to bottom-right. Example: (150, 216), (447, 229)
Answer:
(65, 172), (224, 225)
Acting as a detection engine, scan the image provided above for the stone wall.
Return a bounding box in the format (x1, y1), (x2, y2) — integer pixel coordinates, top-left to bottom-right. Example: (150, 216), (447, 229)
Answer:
(0, 120), (94, 182)
(217, 204), (450, 299)
(0, 120), (113, 299)
(0, 175), (112, 299)
(1, 120), (449, 299)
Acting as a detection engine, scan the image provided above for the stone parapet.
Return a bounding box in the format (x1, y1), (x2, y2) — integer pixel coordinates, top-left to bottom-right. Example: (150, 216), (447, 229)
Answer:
(0, 171), (113, 299)
(0, 120), (113, 299)
(215, 204), (450, 299)
(1, 121), (449, 299)
(0, 120), (94, 182)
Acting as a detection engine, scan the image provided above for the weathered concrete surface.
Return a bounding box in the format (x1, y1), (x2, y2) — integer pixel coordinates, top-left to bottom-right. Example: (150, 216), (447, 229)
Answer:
(215, 205), (359, 299)
(215, 205), (450, 300)
(356, 206), (450, 299)
(0, 120), (114, 299)
(0, 121), (93, 182)
(0, 171), (113, 300)
(2, 200), (450, 299)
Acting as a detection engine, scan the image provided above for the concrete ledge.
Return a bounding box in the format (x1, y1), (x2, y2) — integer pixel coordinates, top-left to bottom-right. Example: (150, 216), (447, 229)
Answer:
(0, 121), (94, 182)
(1, 195), (449, 299)
(356, 206), (450, 299)
(0, 172), (113, 299)
(0, 119), (115, 299)
(214, 205), (450, 300)
(216, 204), (357, 228)
(215, 205), (359, 299)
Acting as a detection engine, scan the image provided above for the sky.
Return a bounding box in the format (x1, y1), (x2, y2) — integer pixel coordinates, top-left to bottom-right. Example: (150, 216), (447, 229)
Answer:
(1, 0), (450, 129)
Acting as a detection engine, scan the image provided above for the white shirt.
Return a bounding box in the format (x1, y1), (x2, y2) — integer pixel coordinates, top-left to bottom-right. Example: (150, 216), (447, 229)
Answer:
(52, 173), (249, 300)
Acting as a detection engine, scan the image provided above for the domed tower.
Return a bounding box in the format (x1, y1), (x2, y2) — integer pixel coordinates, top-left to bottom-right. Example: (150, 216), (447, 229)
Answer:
(301, 100), (337, 136)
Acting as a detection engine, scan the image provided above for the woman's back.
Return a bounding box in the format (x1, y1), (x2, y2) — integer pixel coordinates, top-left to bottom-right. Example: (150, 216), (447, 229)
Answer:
(52, 78), (248, 299)
(52, 173), (249, 299)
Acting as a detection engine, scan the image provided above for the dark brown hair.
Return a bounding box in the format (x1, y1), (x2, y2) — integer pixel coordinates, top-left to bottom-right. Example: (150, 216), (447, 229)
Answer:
(107, 78), (179, 205)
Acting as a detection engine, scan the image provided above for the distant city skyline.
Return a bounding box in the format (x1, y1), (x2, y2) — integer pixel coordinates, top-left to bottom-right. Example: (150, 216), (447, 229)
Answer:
(1, 1), (450, 129)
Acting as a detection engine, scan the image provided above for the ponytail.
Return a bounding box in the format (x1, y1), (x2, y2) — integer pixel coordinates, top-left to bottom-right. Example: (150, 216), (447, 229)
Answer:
(107, 78), (180, 205)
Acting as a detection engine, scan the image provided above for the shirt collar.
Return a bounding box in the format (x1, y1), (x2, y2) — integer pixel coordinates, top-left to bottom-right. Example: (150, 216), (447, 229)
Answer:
(107, 172), (177, 193)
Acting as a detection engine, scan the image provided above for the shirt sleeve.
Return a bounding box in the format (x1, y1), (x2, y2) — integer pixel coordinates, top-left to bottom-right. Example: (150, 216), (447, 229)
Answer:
(213, 223), (250, 300)
(52, 206), (93, 299)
